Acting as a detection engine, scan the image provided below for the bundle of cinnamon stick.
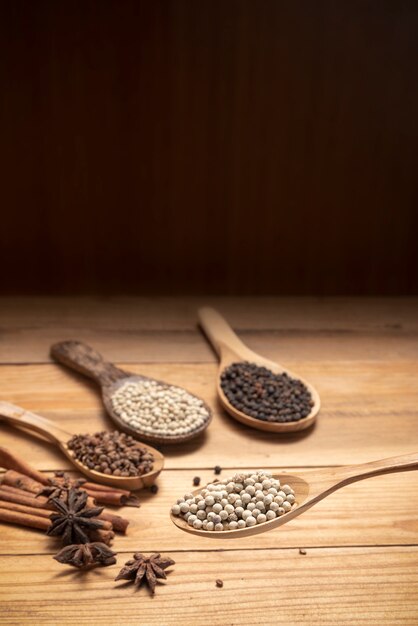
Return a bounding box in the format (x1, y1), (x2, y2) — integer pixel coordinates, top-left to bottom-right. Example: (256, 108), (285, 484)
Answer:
(0, 447), (138, 544)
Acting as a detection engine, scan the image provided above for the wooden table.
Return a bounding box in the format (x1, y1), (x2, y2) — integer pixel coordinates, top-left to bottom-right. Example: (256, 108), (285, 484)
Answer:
(0, 297), (417, 625)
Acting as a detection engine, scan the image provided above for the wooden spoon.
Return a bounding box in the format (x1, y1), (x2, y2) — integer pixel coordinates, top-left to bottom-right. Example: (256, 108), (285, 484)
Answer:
(50, 341), (212, 445)
(171, 452), (418, 537)
(198, 307), (320, 432)
(0, 401), (164, 489)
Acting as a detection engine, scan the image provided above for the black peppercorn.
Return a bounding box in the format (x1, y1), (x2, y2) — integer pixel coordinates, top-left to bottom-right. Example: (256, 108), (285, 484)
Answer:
(220, 362), (313, 423)
(193, 476), (201, 486)
(214, 466), (222, 475)
(149, 484), (159, 494)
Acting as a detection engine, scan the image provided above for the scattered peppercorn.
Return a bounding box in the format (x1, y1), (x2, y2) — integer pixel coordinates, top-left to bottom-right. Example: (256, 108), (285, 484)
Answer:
(216, 579), (224, 588)
(193, 476), (201, 486)
(299, 548), (307, 555)
(220, 362), (314, 423)
(214, 466), (222, 475)
(149, 484), (159, 494)
(67, 431), (154, 477)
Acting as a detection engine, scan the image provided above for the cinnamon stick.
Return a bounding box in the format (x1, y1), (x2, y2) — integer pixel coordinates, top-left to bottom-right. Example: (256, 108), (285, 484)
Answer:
(2, 469), (43, 494)
(0, 508), (115, 545)
(0, 486), (49, 508)
(0, 488), (129, 533)
(82, 482), (131, 497)
(0, 500), (51, 518)
(0, 507), (50, 530)
(0, 447), (48, 484)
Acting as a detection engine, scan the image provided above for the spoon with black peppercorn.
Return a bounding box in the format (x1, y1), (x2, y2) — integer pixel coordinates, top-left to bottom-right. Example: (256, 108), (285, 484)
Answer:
(50, 341), (212, 445)
(171, 452), (418, 537)
(198, 307), (320, 432)
(0, 401), (164, 489)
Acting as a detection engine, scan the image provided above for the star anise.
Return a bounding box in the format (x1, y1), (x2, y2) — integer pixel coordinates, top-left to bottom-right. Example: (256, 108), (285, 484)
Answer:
(54, 542), (117, 569)
(37, 472), (86, 502)
(47, 488), (105, 545)
(115, 553), (175, 594)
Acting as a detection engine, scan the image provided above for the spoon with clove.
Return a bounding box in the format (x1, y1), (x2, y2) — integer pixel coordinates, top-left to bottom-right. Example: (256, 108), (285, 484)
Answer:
(171, 452), (418, 537)
(0, 401), (164, 489)
(50, 341), (212, 445)
(198, 307), (320, 432)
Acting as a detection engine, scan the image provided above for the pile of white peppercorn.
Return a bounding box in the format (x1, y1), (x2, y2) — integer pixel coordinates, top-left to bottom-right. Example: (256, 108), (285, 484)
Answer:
(171, 470), (296, 531)
(111, 380), (210, 438)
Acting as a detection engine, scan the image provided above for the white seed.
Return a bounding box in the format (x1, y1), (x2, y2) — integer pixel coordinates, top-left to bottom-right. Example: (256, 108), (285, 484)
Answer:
(282, 484), (293, 495)
(257, 514), (267, 524)
(266, 510), (276, 520)
(171, 504), (180, 515)
(214, 523), (224, 531)
(246, 515), (257, 527)
(282, 501), (292, 512)
(286, 494), (295, 504)
(193, 519), (203, 529)
(212, 503), (222, 514)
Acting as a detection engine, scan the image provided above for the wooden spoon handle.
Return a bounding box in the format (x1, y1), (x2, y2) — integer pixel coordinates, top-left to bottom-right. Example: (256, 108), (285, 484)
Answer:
(308, 452), (418, 490)
(0, 401), (70, 444)
(198, 307), (254, 360)
(51, 341), (127, 387)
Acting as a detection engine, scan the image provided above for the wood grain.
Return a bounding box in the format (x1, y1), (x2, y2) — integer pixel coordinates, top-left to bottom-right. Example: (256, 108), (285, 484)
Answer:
(0, 3), (418, 296)
(0, 360), (417, 467)
(1, 469), (418, 555)
(0, 548), (417, 625)
(0, 297), (417, 624)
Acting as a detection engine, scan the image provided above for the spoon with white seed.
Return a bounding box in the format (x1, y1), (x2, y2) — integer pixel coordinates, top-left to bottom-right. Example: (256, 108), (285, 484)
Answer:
(170, 452), (418, 537)
(50, 341), (212, 445)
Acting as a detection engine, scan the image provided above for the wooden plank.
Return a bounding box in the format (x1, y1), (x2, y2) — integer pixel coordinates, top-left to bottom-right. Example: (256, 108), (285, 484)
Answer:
(1, 328), (417, 364)
(1, 297), (417, 331)
(0, 361), (417, 468)
(0, 547), (417, 625)
(1, 469), (417, 555)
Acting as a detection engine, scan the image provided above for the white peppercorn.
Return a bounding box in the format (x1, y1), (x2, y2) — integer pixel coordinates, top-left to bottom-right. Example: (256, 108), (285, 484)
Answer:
(111, 379), (210, 438)
(171, 470), (297, 532)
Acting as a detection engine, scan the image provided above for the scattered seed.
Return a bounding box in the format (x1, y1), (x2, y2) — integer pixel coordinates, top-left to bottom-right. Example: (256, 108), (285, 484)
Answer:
(214, 466), (222, 475)
(149, 484), (159, 494)
(216, 579), (224, 588)
(299, 548), (307, 555)
(193, 476), (201, 486)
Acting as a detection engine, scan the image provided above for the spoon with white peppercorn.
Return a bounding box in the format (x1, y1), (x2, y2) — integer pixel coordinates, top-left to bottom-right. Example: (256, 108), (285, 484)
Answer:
(198, 307), (320, 432)
(0, 401), (164, 489)
(171, 453), (418, 537)
(51, 341), (212, 445)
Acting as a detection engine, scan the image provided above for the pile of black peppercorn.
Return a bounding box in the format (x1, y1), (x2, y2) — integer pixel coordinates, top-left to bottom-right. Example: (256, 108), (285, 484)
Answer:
(220, 362), (314, 423)
(67, 430), (154, 476)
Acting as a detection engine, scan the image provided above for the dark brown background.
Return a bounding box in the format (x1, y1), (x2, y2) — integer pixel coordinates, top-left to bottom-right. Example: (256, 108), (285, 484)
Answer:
(1, 0), (417, 295)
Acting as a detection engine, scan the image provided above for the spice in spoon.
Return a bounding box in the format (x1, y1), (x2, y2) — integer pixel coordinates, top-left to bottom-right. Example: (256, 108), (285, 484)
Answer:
(171, 470), (297, 531)
(111, 380), (210, 438)
(220, 362), (314, 423)
(67, 430), (154, 477)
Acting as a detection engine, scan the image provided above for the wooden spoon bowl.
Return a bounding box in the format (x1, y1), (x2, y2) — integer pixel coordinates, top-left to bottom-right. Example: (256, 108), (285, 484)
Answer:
(51, 341), (212, 445)
(198, 307), (320, 432)
(171, 452), (418, 537)
(0, 401), (164, 490)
